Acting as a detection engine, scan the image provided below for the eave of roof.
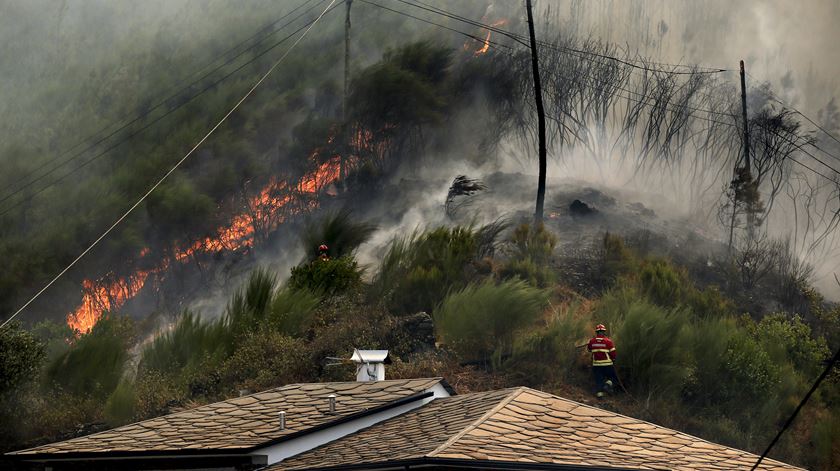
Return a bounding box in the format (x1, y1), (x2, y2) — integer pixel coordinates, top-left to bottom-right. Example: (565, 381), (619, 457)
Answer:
(8, 378), (450, 460)
(293, 456), (651, 471)
(271, 387), (806, 471)
(10, 390), (434, 462)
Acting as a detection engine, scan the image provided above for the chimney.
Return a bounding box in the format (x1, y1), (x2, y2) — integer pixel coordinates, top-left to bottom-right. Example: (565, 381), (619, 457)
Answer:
(328, 394), (336, 414)
(278, 411), (286, 431)
(350, 349), (390, 382)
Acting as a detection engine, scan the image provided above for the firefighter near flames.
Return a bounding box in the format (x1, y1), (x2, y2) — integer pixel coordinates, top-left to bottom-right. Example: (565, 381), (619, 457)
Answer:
(586, 324), (618, 398)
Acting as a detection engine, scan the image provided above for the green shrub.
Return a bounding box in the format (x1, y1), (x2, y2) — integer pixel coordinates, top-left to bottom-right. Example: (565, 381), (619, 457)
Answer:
(267, 287), (321, 336)
(721, 333), (781, 404)
(373, 224), (504, 314)
(140, 311), (232, 375)
(0, 321), (45, 396)
(288, 256), (363, 294)
(498, 257), (554, 287)
(599, 232), (637, 285)
(507, 303), (587, 385)
(104, 380), (137, 426)
(682, 317), (738, 406)
(637, 259), (690, 307)
(754, 314), (829, 377)
(508, 222), (557, 265)
(226, 268), (278, 336)
(300, 210), (376, 262)
(45, 316), (133, 398)
(218, 329), (314, 391)
(610, 300), (692, 402)
(435, 279), (549, 368)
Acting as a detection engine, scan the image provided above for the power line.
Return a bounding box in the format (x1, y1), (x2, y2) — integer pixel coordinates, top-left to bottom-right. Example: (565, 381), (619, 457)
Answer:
(0, 0), (326, 210)
(750, 346), (839, 470)
(356, 0), (515, 52)
(0, 0), (339, 330)
(0, 1), (345, 218)
(746, 71), (840, 148)
(394, 0), (731, 75)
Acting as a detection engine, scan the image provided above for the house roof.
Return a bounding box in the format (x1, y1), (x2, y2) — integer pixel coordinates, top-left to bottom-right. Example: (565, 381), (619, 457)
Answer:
(8, 378), (448, 458)
(271, 387), (805, 471)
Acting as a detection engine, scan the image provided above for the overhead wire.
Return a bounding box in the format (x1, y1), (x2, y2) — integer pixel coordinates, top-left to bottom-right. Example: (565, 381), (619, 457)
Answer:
(0, 0), (327, 211)
(395, 0), (731, 75)
(746, 71), (840, 148)
(0, 0), (339, 330)
(0, 0), (344, 218)
(366, 0), (840, 185)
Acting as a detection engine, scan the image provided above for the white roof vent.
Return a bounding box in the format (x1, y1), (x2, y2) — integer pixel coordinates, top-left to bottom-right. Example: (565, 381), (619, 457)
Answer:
(351, 349), (390, 382)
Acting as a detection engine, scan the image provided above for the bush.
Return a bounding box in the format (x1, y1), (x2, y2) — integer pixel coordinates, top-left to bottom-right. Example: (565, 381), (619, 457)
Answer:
(0, 321), (45, 396)
(288, 256), (363, 294)
(300, 210), (376, 262)
(104, 380), (137, 426)
(267, 287), (321, 336)
(435, 279), (549, 369)
(609, 300), (692, 402)
(637, 259), (690, 307)
(140, 311), (232, 376)
(499, 223), (557, 287)
(507, 303), (587, 385)
(218, 329), (314, 391)
(45, 316), (133, 398)
(373, 224), (503, 314)
(721, 333), (781, 405)
(754, 314), (829, 377)
(508, 222), (557, 265)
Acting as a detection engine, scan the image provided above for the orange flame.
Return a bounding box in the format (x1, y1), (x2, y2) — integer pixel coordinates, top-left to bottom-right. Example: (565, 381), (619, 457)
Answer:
(467, 19), (508, 56)
(66, 154), (346, 334)
(475, 31), (492, 56)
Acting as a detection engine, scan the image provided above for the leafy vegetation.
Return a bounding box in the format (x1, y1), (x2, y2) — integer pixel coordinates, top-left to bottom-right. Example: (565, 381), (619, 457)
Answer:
(0, 8), (837, 469)
(1, 221), (838, 470)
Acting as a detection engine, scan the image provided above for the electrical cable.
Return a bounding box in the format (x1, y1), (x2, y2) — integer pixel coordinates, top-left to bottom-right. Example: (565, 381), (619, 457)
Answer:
(394, 0), (731, 75)
(750, 346), (839, 470)
(0, 0), (339, 330)
(746, 71), (840, 148)
(0, 0), (323, 205)
(365, 0), (840, 186)
(0, 1), (345, 218)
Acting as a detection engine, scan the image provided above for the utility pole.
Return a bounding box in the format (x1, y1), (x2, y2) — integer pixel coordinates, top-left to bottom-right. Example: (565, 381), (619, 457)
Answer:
(739, 60), (750, 176)
(341, 0), (353, 189)
(526, 0), (548, 223)
(729, 60), (754, 251)
(739, 59), (756, 235)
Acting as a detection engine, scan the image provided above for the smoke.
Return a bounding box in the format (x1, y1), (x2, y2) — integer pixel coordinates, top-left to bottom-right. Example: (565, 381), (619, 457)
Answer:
(3, 0), (839, 327)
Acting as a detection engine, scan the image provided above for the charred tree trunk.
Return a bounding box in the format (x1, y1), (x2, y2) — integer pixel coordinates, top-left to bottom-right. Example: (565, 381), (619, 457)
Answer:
(526, 0), (548, 223)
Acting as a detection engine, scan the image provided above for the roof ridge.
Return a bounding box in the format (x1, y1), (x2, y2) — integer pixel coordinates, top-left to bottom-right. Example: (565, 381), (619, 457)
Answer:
(426, 387), (526, 458)
(516, 388), (806, 470)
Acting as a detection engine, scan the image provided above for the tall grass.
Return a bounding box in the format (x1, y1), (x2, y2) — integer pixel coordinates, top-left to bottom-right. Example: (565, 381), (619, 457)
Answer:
(45, 316), (133, 398)
(301, 209), (377, 261)
(372, 223), (505, 314)
(435, 278), (549, 368)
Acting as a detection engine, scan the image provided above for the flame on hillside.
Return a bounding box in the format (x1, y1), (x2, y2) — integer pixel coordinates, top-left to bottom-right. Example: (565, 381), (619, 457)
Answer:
(67, 155), (345, 334)
(465, 19), (508, 56)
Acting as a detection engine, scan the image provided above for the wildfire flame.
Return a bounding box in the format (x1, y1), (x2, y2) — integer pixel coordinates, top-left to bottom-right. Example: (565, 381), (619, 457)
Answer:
(466, 19), (508, 56)
(67, 154), (345, 334)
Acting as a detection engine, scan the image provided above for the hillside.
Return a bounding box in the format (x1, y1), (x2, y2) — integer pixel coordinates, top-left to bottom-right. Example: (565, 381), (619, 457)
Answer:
(1, 1), (839, 470)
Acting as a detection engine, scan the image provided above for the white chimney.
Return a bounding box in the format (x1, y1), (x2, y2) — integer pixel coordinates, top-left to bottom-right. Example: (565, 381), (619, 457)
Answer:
(350, 349), (390, 382)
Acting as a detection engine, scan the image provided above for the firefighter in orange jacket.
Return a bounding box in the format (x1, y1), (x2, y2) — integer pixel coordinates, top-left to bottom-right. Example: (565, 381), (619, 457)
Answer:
(587, 324), (618, 398)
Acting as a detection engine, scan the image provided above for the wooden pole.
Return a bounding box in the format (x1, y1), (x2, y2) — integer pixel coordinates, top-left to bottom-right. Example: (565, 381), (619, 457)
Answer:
(526, 0), (548, 223)
(341, 0), (353, 189)
(739, 60), (750, 176)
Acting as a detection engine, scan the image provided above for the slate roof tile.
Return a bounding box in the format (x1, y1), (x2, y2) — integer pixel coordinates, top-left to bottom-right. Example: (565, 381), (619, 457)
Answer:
(8, 378), (445, 456)
(272, 387), (806, 471)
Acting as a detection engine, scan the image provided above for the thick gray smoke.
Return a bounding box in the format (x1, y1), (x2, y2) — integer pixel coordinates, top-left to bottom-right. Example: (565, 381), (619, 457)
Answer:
(2, 0), (839, 326)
